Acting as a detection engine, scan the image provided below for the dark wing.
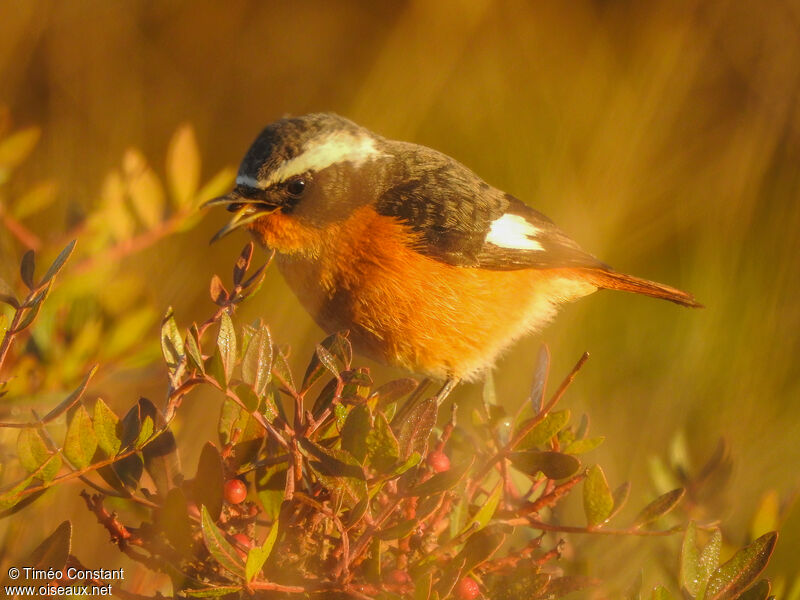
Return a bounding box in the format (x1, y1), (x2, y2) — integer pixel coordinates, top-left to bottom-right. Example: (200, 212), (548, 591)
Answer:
(375, 143), (607, 271)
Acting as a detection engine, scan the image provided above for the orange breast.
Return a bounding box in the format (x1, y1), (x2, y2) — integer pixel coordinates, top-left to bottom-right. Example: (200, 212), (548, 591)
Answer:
(252, 206), (596, 381)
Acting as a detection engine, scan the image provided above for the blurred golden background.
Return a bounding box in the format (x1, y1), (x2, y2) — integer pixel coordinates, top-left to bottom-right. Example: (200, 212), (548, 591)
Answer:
(1, 0), (799, 594)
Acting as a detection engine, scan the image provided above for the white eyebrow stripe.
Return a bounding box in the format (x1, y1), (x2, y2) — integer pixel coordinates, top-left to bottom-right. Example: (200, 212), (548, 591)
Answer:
(235, 174), (263, 188)
(485, 213), (544, 251)
(249, 133), (385, 188)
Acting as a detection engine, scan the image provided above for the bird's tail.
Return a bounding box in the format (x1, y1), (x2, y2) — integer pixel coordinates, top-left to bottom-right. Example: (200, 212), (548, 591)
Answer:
(579, 268), (703, 308)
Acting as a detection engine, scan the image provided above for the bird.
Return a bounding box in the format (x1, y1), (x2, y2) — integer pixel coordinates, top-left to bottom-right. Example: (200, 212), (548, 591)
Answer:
(207, 113), (700, 401)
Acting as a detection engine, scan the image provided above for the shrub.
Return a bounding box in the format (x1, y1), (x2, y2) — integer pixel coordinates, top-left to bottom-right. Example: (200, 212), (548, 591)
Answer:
(0, 117), (780, 599)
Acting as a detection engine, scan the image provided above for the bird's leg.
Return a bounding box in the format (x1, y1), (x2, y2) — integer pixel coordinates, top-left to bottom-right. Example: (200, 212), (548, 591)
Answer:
(392, 377), (458, 425)
(434, 377), (459, 406)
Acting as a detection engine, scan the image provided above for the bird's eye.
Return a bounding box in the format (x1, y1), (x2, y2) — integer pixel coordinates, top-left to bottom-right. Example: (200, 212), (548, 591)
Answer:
(286, 179), (306, 198)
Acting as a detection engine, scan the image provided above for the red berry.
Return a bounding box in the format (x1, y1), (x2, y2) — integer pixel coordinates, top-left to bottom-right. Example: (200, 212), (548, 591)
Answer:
(231, 532), (252, 559)
(187, 502), (201, 518)
(387, 569), (411, 584)
(427, 450), (451, 473)
(456, 576), (480, 600)
(224, 478), (247, 504)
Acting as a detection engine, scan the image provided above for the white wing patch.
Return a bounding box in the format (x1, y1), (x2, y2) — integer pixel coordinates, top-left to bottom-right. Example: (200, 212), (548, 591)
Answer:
(485, 214), (544, 251)
(237, 133), (385, 190)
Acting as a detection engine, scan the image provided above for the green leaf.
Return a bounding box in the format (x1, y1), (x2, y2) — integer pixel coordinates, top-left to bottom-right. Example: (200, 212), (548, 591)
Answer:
(40, 239), (76, 286)
(166, 124), (201, 208)
(158, 488), (194, 555)
(698, 529), (723, 597)
(371, 378), (418, 410)
(242, 324), (272, 396)
(632, 488), (685, 529)
(460, 481), (502, 535)
(311, 379), (337, 418)
(12, 180), (58, 220)
(377, 519), (417, 540)
(516, 410), (570, 450)
(583, 464), (614, 527)
(161, 308), (185, 375)
(103, 306), (157, 358)
(395, 395), (437, 459)
(218, 398), (239, 446)
(564, 436), (605, 455)
(299, 438), (365, 478)
(245, 520), (280, 582)
(63, 406), (97, 469)
(96, 171), (135, 240)
(0, 487), (43, 519)
(651, 586), (674, 600)
(124, 148), (165, 229)
(271, 345), (295, 392)
(738, 580), (771, 600)
(25, 520), (71, 572)
(681, 522), (707, 598)
(705, 532), (777, 600)
(414, 571), (434, 600)
(193, 443), (225, 520)
(111, 453), (143, 489)
(340, 367), (371, 401)
(183, 586), (243, 598)
(14, 288), (48, 332)
(488, 573), (550, 599)
(200, 505), (245, 578)
(403, 456), (474, 498)
(94, 398), (122, 456)
(366, 412), (400, 473)
(315, 343), (340, 379)
(457, 525), (506, 574)
(41, 364), (97, 424)
(509, 450), (581, 480)
(256, 464), (287, 521)
(205, 351), (227, 389)
(750, 490), (779, 540)
(0, 277), (18, 309)
(210, 274), (229, 305)
(20, 250), (35, 289)
(301, 332), (351, 391)
(546, 575), (599, 597)
(17, 428), (60, 482)
(197, 166), (237, 203)
(528, 344), (550, 412)
(648, 455), (681, 496)
(185, 325), (204, 373)
(135, 416), (155, 448)
(609, 481), (632, 521)
(341, 404), (370, 464)
(237, 384), (260, 412)
(625, 570), (643, 600)
(232, 243), (254, 286)
(299, 438), (367, 503)
(138, 397), (181, 495)
(0, 127), (40, 168)
(217, 311), (236, 384)
(0, 473), (36, 512)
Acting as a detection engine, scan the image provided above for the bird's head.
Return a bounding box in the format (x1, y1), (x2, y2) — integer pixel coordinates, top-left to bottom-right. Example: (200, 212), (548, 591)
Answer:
(206, 113), (390, 254)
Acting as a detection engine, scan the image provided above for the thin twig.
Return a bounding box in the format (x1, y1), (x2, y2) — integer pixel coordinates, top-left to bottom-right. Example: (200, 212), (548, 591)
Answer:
(509, 517), (683, 537)
(471, 353), (590, 485)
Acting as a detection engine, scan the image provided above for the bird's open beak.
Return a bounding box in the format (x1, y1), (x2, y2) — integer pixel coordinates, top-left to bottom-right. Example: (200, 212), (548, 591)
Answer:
(205, 193), (280, 243)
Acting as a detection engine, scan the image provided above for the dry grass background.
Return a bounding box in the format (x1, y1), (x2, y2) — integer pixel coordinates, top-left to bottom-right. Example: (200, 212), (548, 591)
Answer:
(1, 0), (799, 593)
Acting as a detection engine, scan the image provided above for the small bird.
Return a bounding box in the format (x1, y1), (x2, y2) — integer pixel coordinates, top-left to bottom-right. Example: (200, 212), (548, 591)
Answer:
(208, 113), (699, 399)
